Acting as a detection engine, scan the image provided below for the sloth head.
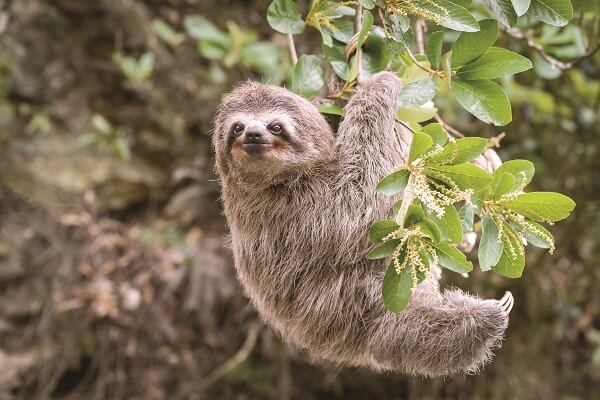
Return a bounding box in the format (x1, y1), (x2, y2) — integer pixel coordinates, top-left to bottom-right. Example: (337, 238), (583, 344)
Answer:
(213, 82), (335, 185)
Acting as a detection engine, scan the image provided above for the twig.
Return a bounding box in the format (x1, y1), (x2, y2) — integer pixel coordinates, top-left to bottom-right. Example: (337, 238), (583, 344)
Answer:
(415, 18), (427, 55)
(286, 33), (298, 65)
(406, 47), (443, 77)
(434, 113), (465, 138)
(502, 25), (600, 71)
(396, 119), (416, 133)
(487, 132), (506, 148)
(355, 4), (363, 84)
(195, 320), (261, 390)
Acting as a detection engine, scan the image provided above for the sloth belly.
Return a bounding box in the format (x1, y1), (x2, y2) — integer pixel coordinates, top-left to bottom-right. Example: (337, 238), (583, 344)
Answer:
(233, 235), (384, 364)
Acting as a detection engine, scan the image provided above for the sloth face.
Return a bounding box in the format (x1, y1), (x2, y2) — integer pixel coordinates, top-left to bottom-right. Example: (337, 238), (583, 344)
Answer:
(215, 82), (335, 182)
(225, 111), (302, 164)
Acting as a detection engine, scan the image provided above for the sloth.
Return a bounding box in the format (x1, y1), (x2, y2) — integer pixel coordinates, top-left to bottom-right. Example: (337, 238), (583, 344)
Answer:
(213, 72), (513, 377)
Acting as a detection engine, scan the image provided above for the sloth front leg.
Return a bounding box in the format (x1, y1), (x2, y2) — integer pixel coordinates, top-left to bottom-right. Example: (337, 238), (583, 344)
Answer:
(367, 282), (512, 377)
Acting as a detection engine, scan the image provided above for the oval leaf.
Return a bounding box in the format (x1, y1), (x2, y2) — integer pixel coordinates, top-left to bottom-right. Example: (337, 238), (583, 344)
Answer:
(382, 259), (413, 312)
(530, 0), (573, 27)
(451, 79), (512, 126)
(426, 31), (445, 69)
(417, 218), (443, 243)
(367, 239), (401, 260)
(501, 192), (576, 222)
(493, 159), (535, 192)
(451, 19), (499, 68)
(493, 172), (516, 198)
(267, 0), (306, 34)
(290, 55), (324, 98)
(421, 123), (448, 147)
(370, 220), (400, 243)
(397, 78), (436, 108)
(427, 163), (493, 190)
(479, 214), (503, 270)
(377, 169), (410, 195)
(427, 137), (488, 165)
(434, 241), (473, 273)
(409, 131), (434, 162)
(493, 223), (525, 278)
(456, 48), (532, 80)
(427, 204), (463, 244)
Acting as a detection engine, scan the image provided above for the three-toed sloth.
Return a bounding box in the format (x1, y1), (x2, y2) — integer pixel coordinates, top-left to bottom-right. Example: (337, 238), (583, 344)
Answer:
(213, 72), (512, 377)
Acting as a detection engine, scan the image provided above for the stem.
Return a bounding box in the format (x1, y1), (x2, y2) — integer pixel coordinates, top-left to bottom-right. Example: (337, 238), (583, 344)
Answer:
(395, 174), (415, 225)
(415, 18), (426, 55)
(287, 33), (298, 65)
(406, 47), (443, 77)
(434, 113), (465, 138)
(355, 4), (363, 84)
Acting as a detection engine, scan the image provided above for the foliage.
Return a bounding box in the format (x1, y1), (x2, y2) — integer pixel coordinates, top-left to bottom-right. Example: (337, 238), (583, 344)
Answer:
(261, 0), (582, 311)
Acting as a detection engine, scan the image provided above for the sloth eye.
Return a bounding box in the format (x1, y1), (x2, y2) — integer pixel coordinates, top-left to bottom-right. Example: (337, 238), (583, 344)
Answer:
(268, 123), (283, 135)
(232, 123), (244, 135)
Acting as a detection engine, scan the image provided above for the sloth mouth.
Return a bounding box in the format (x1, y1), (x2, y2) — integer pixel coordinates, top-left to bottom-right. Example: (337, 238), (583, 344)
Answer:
(242, 143), (274, 154)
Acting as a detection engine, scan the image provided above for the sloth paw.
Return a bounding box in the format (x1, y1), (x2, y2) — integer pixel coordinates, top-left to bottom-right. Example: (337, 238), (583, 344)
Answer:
(498, 291), (514, 314)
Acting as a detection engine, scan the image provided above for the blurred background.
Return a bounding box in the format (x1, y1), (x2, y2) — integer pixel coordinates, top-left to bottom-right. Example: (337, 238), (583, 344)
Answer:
(0, 0), (599, 399)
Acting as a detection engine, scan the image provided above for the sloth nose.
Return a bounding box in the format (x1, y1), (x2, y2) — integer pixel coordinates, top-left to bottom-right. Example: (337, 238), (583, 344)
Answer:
(245, 128), (264, 142)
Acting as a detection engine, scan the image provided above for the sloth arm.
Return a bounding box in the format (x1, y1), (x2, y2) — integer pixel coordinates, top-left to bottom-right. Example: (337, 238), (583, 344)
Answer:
(331, 72), (511, 376)
(335, 71), (404, 189)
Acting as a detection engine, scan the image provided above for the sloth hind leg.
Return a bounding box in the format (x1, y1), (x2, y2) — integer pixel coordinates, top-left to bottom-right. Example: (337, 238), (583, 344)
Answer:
(367, 283), (510, 377)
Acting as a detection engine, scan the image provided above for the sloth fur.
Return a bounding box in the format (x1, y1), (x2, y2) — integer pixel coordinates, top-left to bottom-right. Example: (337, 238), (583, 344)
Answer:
(213, 72), (510, 377)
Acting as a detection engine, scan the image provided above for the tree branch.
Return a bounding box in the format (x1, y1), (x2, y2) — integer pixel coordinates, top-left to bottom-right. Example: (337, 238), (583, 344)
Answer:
(502, 25), (600, 71)
(355, 4), (363, 84)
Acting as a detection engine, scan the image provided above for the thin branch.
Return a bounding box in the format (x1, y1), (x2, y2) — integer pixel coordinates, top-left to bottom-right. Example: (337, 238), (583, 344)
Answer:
(396, 118), (416, 133)
(406, 47), (442, 77)
(286, 33), (298, 65)
(434, 113), (465, 138)
(415, 18), (427, 55)
(502, 25), (600, 71)
(195, 320), (261, 390)
(355, 4), (363, 84)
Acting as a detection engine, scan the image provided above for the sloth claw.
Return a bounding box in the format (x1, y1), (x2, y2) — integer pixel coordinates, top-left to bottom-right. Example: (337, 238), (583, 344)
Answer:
(498, 291), (514, 314)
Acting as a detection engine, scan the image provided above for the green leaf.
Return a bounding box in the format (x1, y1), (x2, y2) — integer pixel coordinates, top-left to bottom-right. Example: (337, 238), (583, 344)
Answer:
(428, 205), (463, 243)
(184, 16), (226, 41)
(458, 203), (475, 231)
(376, 169), (410, 195)
(397, 103), (438, 123)
(492, 172), (516, 199)
(530, 0), (573, 27)
(382, 259), (413, 312)
(493, 223), (525, 278)
(358, 10), (374, 47)
(359, 0), (376, 9)
(479, 214), (503, 271)
(152, 20), (185, 46)
(409, 132), (434, 162)
(471, 186), (492, 214)
(370, 220), (400, 242)
(422, 0), (480, 32)
(456, 48), (532, 80)
(417, 218), (443, 243)
(405, 203), (426, 226)
(322, 42), (349, 80)
(367, 239), (401, 260)
(426, 137), (488, 165)
(489, 0), (518, 26)
(398, 78), (436, 108)
(241, 42), (280, 75)
(451, 79), (512, 126)
(434, 241), (473, 273)
(329, 19), (355, 43)
(428, 163), (493, 190)
(451, 19), (499, 68)
(512, 0), (531, 16)
(426, 31), (444, 69)
(318, 103), (345, 116)
(493, 159), (535, 192)
(501, 192), (576, 222)
(421, 123), (448, 147)
(520, 219), (554, 249)
(290, 55), (324, 98)
(267, 0), (306, 34)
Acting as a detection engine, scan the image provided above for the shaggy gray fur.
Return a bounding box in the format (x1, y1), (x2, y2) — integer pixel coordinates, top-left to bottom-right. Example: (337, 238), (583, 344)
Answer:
(213, 72), (510, 377)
